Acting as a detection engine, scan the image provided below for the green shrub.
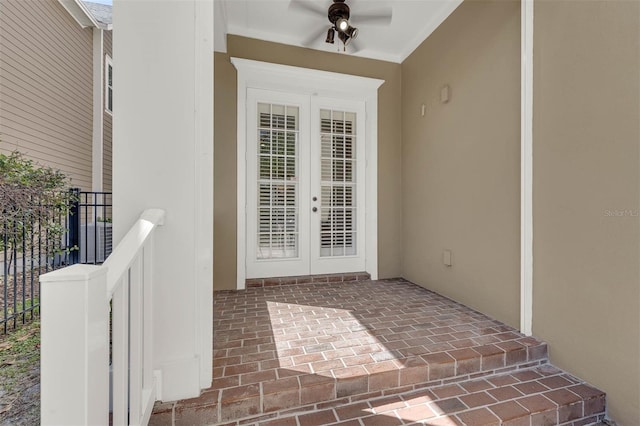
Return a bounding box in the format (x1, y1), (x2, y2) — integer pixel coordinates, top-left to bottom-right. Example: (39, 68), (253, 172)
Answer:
(0, 150), (74, 262)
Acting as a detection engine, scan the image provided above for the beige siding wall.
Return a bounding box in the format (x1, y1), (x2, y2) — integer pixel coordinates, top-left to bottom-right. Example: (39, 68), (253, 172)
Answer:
(214, 36), (403, 290)
(103, 29), (112, 193)
(401, 0), (521, 327)
(532, 1), (640, 424)
(0, 0), (94, 190)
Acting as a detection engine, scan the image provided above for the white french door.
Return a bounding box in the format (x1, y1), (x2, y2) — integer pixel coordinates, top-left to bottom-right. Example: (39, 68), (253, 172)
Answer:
(309, 97), (366, 274)
(246, 89), (310, 278)
(246, 88), (366, 279)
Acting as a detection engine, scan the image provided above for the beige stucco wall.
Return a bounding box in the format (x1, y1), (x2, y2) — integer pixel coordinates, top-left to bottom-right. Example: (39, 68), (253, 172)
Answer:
(214, 51), (238, 290)
(214, 5), (640, 421)
(0, 0), (94, 190)
(532, 1), (640, 424)
(214, 35), (403, 290)
(401, 0), (521, 327)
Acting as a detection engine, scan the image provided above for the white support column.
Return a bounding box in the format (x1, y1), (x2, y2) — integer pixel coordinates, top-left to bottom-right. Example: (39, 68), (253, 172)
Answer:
(40, 265), (109, 425)
(92, 27), (104, 193)
(113, 0), (214, 401)
(520, 0), (534, 336)
(194, 0), (215, 390)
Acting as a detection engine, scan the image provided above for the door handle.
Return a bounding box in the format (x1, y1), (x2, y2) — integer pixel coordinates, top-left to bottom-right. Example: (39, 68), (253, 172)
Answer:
(312, 196), (317, 202)
(312, 207), (318, 212)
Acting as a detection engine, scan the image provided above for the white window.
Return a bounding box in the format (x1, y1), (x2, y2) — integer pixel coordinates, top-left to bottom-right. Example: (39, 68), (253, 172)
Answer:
(105, 55), (113, 114)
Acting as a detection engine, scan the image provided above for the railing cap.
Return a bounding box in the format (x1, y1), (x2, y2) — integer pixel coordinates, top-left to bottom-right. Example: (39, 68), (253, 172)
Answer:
(40, 264), (106, 283)
(140, 209), (165, 226)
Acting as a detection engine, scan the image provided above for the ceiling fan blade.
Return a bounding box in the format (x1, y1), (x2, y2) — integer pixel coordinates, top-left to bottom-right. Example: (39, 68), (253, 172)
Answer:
(353, 9), (393, 26)
(302, 26), (329, 47)
(289, 0), (326, 18)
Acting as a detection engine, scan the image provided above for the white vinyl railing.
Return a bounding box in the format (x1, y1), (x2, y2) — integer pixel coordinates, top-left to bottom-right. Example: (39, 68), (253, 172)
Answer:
(41, 209), (165, 426)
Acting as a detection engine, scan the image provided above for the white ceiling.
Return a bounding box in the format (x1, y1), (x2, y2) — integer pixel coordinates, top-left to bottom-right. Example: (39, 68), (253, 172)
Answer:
(214, 0), (463, 64)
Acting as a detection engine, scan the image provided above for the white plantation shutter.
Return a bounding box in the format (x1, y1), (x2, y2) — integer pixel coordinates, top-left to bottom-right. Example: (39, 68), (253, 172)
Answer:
(256, 103), (299, 259)
(319, 109), (357, 257)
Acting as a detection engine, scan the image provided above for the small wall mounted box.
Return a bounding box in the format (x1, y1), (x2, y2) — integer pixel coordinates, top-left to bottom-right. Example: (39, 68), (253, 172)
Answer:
(441, 85), (450, 104)
(443, 249), (452, 266)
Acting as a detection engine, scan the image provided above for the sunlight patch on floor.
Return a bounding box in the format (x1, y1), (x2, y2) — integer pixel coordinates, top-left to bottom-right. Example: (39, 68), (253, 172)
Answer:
(266, 300), (402, 376)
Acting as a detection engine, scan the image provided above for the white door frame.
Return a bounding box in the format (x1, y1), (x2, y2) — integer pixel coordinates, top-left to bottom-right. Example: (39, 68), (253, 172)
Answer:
(232, 58), (384, 290)
(520, 0), (534, 336)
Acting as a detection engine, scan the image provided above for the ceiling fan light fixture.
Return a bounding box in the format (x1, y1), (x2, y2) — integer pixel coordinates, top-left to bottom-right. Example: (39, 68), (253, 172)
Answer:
(325, 28), (335, 44)
(345, 26), (358, 39)
(337, 31), (351, 46)
(336, 17), (349, 32)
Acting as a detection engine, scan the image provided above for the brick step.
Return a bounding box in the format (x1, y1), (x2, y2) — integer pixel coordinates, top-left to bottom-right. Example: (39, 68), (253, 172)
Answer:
(150, 281), (563, 425)
(215, 365), (606, 426)
(151, 337), (550, 425)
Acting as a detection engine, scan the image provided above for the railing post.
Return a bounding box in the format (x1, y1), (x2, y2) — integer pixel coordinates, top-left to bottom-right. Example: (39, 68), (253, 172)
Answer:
(40, 264), (109, 426)
(68, 188), (80, 265)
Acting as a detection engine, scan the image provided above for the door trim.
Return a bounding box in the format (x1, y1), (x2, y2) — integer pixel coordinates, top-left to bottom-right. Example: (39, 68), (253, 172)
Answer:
(520, 0), (534, 336)
(232, 58), (384, 290)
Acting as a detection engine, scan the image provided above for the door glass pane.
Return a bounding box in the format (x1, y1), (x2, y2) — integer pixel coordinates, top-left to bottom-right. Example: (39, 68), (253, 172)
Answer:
(257, 103), (299, 259)
(319, 108), (357, 257)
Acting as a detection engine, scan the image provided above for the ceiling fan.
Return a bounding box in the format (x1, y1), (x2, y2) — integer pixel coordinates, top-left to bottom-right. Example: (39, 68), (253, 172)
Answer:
(289, 0), (393, 52)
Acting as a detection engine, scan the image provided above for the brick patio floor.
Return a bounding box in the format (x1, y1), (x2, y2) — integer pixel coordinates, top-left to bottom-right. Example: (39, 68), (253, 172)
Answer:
(150, 278), (606, 425)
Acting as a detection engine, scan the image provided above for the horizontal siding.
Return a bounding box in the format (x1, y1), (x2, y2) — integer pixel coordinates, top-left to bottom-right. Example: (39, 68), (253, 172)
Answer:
(0, 109), (92, 161)
(0, 122), (92, 178)
(1, 83), (92, 143)
(103, 30), (112, 192)
(0, 6), (93, 102)
(0, 51), (92, 120)
(6, 1), (93, 78)
(104, 29), (112, 58)
(0, 0), (93, 191)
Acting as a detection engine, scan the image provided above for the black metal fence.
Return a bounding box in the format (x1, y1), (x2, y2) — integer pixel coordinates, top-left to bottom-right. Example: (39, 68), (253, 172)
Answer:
(68, 189), (113, 265)
(1, 189), (112, 334)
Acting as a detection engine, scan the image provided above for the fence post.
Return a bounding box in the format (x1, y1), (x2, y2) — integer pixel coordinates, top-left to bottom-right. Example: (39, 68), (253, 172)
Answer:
(40, 264), (109, 425)
(68, 188), (80, 265)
